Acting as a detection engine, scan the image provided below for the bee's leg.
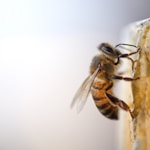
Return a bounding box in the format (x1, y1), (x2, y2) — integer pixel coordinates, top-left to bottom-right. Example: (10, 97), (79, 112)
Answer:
(106, 92), (134, 119)
(115, 46), (141, 69)
(105, 82), (134, 118)
(111, 75), (140, 81)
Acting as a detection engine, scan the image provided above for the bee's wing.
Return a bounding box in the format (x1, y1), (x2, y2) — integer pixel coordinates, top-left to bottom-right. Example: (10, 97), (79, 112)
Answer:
(71, 64), (101, 112)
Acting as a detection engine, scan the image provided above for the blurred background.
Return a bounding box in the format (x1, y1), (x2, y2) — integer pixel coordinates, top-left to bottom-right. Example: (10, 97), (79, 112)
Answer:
(0, 0), (150, 150)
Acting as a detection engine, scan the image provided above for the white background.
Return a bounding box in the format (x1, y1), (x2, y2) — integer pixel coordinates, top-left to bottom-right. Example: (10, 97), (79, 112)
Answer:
(0, 1), (150, 150)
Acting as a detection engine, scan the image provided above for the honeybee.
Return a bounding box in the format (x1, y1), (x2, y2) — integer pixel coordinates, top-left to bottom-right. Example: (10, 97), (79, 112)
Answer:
(71, 43), (140, 119)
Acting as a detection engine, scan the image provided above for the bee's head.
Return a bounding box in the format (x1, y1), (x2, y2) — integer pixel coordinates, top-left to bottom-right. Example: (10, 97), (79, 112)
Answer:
(98, 43), (121, 59)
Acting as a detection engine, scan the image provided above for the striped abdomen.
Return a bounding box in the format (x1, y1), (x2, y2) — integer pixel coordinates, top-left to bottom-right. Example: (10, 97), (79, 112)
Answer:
(91, 78), (118, 119)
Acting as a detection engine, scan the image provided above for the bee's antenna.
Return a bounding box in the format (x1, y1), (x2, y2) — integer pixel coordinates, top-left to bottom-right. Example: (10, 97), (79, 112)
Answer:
(115, 43), (137, 48)
(115, 43), (138, 52)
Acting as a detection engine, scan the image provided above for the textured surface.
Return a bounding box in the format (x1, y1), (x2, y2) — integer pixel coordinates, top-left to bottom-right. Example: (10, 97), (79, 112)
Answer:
(120, 18), (150, 150)
(132, 20), (150, 150)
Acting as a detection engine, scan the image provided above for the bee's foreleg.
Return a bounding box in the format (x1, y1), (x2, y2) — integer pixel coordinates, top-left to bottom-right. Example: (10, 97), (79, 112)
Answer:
(115, 46), (141, 69)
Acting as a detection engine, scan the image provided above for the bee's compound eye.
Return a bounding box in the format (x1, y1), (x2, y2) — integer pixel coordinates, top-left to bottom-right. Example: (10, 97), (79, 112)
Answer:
(98, 43), (115, 56)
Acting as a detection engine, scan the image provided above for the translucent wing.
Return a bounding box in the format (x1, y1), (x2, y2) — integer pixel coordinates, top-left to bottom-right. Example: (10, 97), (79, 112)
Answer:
(71, 64), (101, 112)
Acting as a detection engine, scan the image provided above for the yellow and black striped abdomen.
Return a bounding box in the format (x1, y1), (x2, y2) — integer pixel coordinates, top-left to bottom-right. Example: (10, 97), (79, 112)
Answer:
(91, 79), (118, 119)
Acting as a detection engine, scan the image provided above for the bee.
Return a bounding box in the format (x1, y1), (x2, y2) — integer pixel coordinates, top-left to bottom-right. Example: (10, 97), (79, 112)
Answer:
(71, 43), (140, 119)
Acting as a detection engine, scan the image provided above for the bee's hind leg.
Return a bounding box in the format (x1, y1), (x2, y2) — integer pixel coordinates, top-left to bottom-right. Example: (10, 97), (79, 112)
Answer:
(105, 82), (134, 119)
